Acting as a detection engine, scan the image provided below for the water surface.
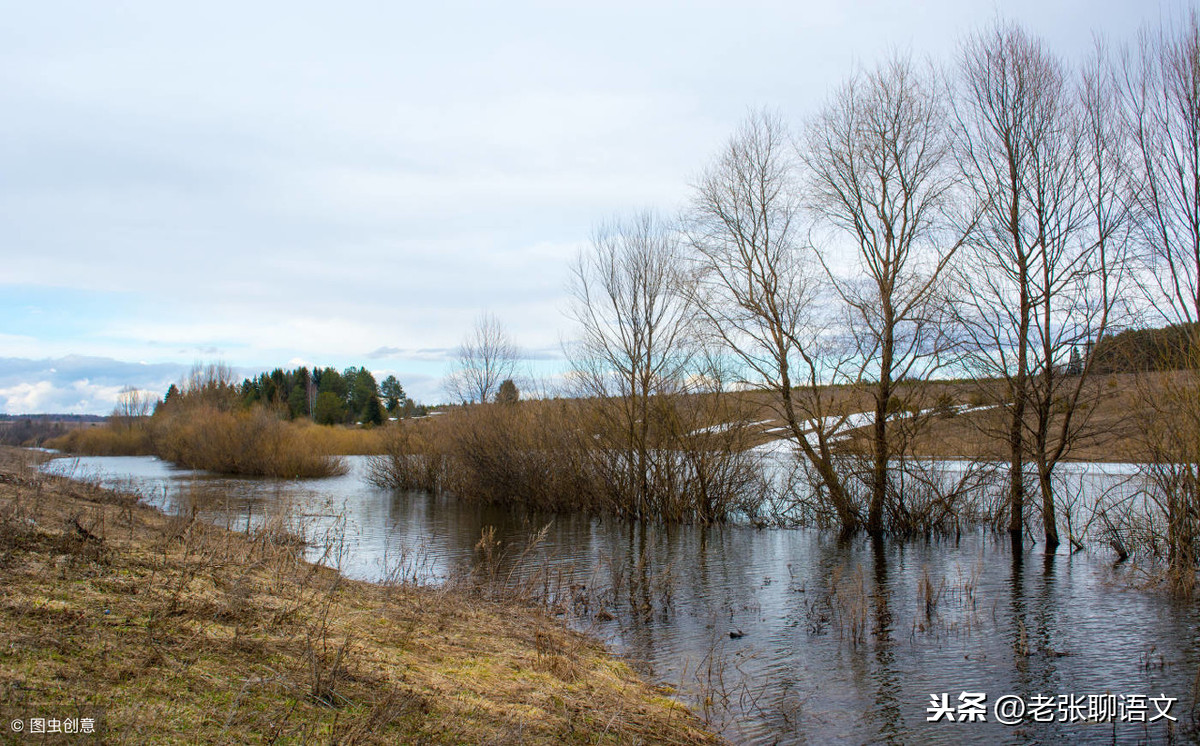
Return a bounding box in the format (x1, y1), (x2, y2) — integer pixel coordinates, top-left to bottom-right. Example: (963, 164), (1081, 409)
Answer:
(43, 455), (1199, 744)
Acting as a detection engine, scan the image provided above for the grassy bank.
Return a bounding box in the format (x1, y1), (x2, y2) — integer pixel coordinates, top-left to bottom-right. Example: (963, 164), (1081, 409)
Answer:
(0, 447), (721, 745)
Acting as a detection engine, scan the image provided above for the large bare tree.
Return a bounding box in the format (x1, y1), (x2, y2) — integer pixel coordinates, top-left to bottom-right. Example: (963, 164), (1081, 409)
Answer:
(1021, 41), (1130, 551)
(952, 22), (1124, 550)
(688, 110), (860, 533)
(952, 23), (1044, 549)
(1124, 13), (1200, 326)
(1120, 15), (1200, 582)
(112, 385), (153, 431)
(801, 53), (963, 536)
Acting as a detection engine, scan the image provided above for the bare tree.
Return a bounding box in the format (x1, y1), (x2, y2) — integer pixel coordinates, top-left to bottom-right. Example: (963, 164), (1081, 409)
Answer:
(688, 110), (860, 533)
(1020, 41), (1131, 551)
(801, 53), (963, 536)
(445, 312), (519, 404)
(951, 23), (1042, 549)
(568, 210), (696, 520)
(952, 22), (1124, 550)
(112, 385), (153, 430)
(1123, 13), (1200, 326)
(1120, 15), (1200, 584)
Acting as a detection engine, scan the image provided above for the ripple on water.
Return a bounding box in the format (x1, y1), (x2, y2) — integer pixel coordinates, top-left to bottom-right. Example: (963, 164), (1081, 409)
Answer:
(42, 454), (1200, 745)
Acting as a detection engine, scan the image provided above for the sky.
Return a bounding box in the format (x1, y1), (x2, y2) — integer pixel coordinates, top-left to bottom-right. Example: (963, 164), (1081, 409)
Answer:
(0, 0), (1185, 413)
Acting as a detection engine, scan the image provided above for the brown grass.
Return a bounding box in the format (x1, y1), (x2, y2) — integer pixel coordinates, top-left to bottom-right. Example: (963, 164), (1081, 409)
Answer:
(897, 374), (1147, 462)
(48, 407), (351, 478)
(294, 421), (389, 456)
(48, 423), (153, 456)
(0, 447), (721, 745)
(724, 373), (1151, 463)
(368, 397), (764, 524)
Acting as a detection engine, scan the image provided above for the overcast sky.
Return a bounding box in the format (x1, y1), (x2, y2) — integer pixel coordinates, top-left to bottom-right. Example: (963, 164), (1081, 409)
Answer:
(0, 0), (1185, 413)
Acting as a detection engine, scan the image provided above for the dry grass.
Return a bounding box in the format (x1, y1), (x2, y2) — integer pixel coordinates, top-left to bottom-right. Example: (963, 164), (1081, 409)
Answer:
(155, 407), (348, 478)
(873, 374), (1148, 462)
(294, 421), (389, 456)
(720, 373), (1150, 463)
(0, 447), (722, 745)
(48, 408), (350, 479)
(47, 424), (153, 457)
(368, 396), (765, 524)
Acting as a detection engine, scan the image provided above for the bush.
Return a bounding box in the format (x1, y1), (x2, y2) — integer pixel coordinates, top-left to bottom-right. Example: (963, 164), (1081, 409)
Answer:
(47, 424), (153, 456)
(367, 394), (764, 524)
(156, 406), (346, 478)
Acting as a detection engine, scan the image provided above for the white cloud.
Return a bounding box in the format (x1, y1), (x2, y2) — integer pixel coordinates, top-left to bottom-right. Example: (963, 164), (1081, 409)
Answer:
(0, 381), (57, 413)
(0, 357), (187, 414)
(0, 379), (136, 415)
(0, 0), (1169, 411)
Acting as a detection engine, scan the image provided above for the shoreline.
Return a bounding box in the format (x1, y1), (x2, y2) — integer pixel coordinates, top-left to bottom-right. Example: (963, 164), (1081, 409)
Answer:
(0, 446), (722, 744)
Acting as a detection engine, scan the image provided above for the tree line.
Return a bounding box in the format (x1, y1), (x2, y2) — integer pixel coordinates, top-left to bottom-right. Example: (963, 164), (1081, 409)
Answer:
(159, 366), (423, 426)
(52, 362), (431, 477)
(412, 14), (1200, 589)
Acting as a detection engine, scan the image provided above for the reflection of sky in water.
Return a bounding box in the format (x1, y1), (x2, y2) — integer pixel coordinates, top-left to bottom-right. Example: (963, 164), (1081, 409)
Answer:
(42, 455), (1200, 745)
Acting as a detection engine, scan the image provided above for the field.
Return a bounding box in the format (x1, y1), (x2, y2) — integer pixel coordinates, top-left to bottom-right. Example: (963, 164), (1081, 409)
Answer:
(0, 447), (720, 745)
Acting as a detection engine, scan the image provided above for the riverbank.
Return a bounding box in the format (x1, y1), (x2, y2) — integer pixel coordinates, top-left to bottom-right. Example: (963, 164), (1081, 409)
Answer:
(0, 447), (721, 745)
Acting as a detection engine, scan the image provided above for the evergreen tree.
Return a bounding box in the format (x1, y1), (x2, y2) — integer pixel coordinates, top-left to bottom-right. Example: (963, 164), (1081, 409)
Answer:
(346, 367), (379, 421)
(1066, 346), (1083, 376)
(288, 385), (309, 419)
(362, 394), (384, 426)
(496, 378), (519, 404)
(259, 373), (277, 405)
(239, 378), (260, 408)
(317, 368), (347, 400)
(380, 375), (406, 413)
(155, 384), (181, 415)
(313, 391), (345, 425)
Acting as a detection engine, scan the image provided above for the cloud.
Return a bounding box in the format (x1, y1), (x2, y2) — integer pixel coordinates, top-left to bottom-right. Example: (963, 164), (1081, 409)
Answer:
(0, 381), (57, 413)
(367, 344), (563, 363)
(0, 356), (188, 414)
(0, 0), (1162, 413)
(0, 379), (127, 415)
(523, 345), (565, 362)
(175, 346), (224, 356)
(366, 347), (457, 363)
(366, 346), (402, 358)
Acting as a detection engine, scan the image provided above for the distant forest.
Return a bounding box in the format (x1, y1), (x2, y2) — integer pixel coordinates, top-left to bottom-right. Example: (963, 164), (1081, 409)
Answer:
(0, 365), (427, 447)
(195, 365), (425, 426)
(0, 413), (105, 423)
(1088, 322), (1200, 373)
(0, 413), (105, 447)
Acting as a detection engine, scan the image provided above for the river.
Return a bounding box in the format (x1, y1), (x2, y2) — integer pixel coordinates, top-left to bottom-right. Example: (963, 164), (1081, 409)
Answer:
(41, 454), (1199, 744)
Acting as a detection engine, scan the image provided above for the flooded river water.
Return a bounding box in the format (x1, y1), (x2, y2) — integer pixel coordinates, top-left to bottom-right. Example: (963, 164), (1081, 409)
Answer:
(43, 455), (1199, 744)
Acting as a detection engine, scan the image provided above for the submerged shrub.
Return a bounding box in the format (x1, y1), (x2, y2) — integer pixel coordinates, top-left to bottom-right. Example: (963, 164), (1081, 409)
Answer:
(49, 408), (350, 478)
(366, 419), (447, 493)
(50, 363), (359, 479)
(368, 395), (764, 525)
(156, 405), (346, 478)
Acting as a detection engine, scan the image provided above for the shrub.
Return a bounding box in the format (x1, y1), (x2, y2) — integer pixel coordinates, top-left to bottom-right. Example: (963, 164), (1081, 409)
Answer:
(156, 406), (346, 478)
(47, 425), (152, 456)
(367, 394), (764, 524)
